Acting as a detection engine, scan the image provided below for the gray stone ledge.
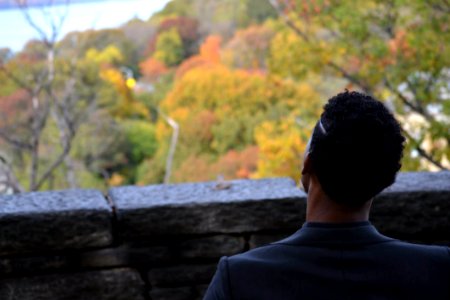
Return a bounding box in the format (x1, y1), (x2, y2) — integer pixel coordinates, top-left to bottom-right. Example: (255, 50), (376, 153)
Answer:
(110, 178), (306, 239)
(0, 189), (112, 255)
(371, 172), (450, 240)
(0, 268), (145, 300)
(382, 171), (450, 194)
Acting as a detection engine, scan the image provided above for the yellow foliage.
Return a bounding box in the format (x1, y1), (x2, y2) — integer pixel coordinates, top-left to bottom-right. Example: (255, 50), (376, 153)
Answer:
(100, 68), (123, 86)
(157, 61), (321, 181)
(85, 45), (124, 66)
(108, 172), (125, 186)
(253, 118), (309, 182)
(100, 68), (149, 119)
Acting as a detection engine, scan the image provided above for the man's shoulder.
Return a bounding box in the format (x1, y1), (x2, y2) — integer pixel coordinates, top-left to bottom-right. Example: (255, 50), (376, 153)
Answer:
(214, 238), (450, 300)
(378, 239), (450, 258)
(226, 238), (450, 269)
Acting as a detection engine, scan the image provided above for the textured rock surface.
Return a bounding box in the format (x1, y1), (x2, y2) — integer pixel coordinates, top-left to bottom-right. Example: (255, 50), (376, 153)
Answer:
(0, 268), (145, 300)
(0, 247), (130, 275)
(110, 178), (306, 239)
(0, 189), (112, 255)
(150, 286), (194, 300)
(372, 171), (450, 242)
(177, 235), (244, 258)
(382, 171), (450, 193)
(148, 264), (217, 287)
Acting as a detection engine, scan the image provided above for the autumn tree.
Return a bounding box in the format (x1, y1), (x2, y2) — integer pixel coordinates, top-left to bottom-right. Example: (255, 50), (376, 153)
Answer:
(0, 1), (152, 192)
(138, 52), (321, 183)
(0, 0), (92, 191)
(269, 0), (450, 170)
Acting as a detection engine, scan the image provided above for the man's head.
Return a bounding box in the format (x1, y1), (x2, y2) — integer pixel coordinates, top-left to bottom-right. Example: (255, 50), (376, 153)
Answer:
(301, 91), (405, 208)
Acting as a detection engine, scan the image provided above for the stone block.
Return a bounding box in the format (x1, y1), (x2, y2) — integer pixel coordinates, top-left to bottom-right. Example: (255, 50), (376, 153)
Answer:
(150, 286), (194, 300)
(372, 171), (450, 241)
(148, 264), (217, 287)
(0, 245), (171, 276)
(0, 189), (112, 255)
(0, 268), (145, 300)
(178, 235), (244, 259)
(110, 178), (306, 240)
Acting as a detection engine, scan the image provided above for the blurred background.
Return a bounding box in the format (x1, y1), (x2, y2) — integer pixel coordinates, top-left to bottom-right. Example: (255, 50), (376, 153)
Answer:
(0, 0), (448, 194)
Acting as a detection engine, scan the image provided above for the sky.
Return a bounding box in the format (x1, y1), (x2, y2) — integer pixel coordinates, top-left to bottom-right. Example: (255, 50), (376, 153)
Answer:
(0, 0), (171, 52)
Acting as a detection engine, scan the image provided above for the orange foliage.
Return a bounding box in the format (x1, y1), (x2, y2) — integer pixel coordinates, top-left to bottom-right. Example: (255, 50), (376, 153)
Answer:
(139, 57), (168, 82)
(175, 55), (212, 80)
(172, 155), (212, 182)
(199, 35), (221, 64)
(172, 146), (259, 182)
(175, 35), (222, 80)
(213, 146), (259, 179)
(388, 30), (414, 61)
(183, 110), (217, 143)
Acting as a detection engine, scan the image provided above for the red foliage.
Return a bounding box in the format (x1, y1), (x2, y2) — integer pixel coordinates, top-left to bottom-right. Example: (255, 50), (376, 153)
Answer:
(159, 17), (199, 42)
(145, 16), (199, 58)
(172, 146), (259, 183)
(225, 25), (274, 69)
(0, 89), (32, 128)
(213, 145), (259, 179)
(144, 35), (158, 58)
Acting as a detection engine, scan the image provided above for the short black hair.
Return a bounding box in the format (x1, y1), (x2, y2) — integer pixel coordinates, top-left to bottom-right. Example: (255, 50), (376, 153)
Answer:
(309, 91), (405, 207)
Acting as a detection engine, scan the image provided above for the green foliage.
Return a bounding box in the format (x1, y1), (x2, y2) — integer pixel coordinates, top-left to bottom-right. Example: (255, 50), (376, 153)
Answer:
(153, 28), (184, 66)
(122, 120), (158, 164)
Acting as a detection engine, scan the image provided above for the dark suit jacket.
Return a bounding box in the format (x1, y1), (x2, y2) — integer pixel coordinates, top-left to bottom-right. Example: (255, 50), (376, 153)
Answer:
(204, 222), (450, 299)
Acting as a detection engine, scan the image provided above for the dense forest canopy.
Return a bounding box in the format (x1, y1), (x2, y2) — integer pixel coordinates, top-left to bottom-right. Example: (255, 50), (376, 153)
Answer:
(0, 0), (448, 193)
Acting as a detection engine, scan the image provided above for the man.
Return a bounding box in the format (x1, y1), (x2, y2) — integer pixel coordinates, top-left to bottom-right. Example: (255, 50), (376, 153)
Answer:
(204, 91), (450, 299)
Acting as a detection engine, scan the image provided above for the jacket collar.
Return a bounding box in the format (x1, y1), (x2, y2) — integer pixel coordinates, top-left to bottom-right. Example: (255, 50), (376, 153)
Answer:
(274, 221), (394, 246)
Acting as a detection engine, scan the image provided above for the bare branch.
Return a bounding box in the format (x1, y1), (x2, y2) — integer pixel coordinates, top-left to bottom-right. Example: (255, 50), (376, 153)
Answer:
(0, 130), (32, 150)
(0, 64), (34, 93)
(32, 137), (72, 191)
(269, 0), (311, 42)
(0, 154), (25, 193)
(329, 62), (373, 94)
(401, 128), (449, 171)
(384, 77), (434, 123)
(270, 0), (373, 94)
(15, 0), (50, 45)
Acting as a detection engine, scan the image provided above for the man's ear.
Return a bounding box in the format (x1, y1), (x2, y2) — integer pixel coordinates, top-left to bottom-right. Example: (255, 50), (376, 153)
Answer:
(301, 152), (312, 175)
(301, 152), (312, 193)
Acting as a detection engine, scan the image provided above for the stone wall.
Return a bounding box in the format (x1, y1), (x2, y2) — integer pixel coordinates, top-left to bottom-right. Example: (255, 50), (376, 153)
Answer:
(0, 171), (449, 300)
